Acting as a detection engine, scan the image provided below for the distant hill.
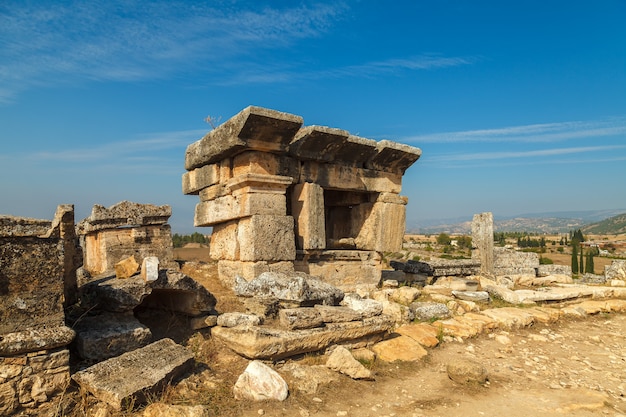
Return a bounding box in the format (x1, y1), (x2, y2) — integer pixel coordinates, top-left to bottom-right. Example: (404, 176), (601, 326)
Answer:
(408, 209), (626, 234)
(582, 212), (626, 234)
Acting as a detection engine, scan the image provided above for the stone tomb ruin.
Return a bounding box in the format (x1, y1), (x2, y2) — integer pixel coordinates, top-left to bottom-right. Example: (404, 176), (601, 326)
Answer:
(183, 106), (421, 291)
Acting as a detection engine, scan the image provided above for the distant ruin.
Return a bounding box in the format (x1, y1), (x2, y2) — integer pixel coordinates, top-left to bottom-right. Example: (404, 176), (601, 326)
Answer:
(183, 106), (421, 290)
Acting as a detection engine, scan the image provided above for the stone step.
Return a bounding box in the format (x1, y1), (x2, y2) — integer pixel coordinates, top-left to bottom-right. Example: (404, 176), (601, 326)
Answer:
(72, 338), (194, 410)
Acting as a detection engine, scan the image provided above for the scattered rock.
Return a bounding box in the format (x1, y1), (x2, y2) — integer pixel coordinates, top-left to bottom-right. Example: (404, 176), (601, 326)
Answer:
(326, 346), (373, 380)
(233, 361), (288, 401)
(451, 290), (489, 302)
(372, 335), (428, 362)
(340, 293), (384, 318)
(217, 312), (262, 328)
(388, 286), (421, 305)
(115, 255), (139, 279)
(446, 358), (488, 384)
(409, 302), (451, 321)
(141, 256), (160, 282)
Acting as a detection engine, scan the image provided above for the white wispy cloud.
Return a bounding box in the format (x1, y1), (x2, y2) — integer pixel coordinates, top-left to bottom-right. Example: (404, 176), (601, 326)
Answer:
(404, 117), (626, 144)
(216, 54), (475, 86)
(0, 1), (345, 102)
(30, 129), (206, 162)
(429, 145), (626, 163)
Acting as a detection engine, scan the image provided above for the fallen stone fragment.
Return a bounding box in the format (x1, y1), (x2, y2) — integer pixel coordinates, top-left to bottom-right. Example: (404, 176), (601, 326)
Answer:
(233, 361), (288, 401)
(326, 346), (373, 380)
(480, 308), (535, 329)
(451, 290), (489, 302)
(141, 256), (160, 282)
(280, 363), (339, 394)
(279, 308), (324, 330)
(372, 334), (428, 362)
(389, 286), (421, 305)
(234, 272), (344, 306)
(115, 255), (139, 279)
(217, 312), (262, 328)
(212, 315), (393, 360)
(73, 312), (152, 361)
(395, 323), (440, 348)
(409, 302), (450, 322)
(340, 293), (383, 318)
(447, 358), (488, 384)
(0, 326), (76, 356)
(72, 338), (194, 410)
(314, 305), (363, 323)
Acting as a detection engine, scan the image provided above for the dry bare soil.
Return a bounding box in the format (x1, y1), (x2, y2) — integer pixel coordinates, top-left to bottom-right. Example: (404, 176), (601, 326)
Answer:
(164, 248), (626, 417)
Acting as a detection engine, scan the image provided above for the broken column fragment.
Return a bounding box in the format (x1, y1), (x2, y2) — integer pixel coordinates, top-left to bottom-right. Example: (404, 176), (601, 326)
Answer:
(471, 212), (495, 277)
(183, 106), (421, 290)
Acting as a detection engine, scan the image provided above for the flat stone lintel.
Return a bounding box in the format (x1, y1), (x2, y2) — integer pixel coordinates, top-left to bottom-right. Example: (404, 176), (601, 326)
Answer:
(0, 325), (76, 356)
(227, 173), (294, 194)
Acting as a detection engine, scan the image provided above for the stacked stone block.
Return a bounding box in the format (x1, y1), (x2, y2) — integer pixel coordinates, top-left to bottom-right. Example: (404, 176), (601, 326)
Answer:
(0, 206), (78, 415)
(183, 106), (421, 290)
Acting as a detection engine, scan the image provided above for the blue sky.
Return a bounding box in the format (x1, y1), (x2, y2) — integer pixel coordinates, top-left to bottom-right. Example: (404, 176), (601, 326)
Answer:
(1, 0), (625, 233)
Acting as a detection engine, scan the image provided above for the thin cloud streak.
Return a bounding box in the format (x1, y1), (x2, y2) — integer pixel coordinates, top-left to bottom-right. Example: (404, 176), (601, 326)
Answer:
(30, 129), (206, 162)
(404, 117), (626, 144)
(429, 145), (626, 163)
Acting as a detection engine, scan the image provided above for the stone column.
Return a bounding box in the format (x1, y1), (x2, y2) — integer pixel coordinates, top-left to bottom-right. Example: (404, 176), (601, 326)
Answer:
(471, 212), (494, 277)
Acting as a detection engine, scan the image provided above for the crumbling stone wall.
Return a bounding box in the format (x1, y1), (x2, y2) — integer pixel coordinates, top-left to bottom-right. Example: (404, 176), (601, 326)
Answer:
(182, 107), (421, 290)
(0, 206), (78, 415)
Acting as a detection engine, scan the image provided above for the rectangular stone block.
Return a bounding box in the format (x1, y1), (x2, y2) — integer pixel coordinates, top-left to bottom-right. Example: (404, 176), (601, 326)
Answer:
(237, 215), (296, 262)
(199, 183), (229, 201)
(185, 106), (303, 170)
(292, 182), (326, 250)
(182, 164), (219, 195)
(300, 161), (402, 193)
(366, 140), (422, 174)
(209, 221), (239, 260)
(232, 152), (299, 179)
(72, 338), (194, 410)
(194, 193), (286, 227)
(354, 200), (406, 252)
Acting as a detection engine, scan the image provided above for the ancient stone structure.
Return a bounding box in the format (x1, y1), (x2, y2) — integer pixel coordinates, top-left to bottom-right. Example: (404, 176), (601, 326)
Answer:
(77, 201), (176, 277)
(183, 106), (421, 290)
(0, 206), (79, 415)
(471, 212), (494, 276)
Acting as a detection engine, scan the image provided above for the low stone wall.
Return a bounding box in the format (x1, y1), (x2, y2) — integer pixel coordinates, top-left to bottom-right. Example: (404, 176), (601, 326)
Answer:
(537, 264), (572, 277)
(494, 247), (538, 277)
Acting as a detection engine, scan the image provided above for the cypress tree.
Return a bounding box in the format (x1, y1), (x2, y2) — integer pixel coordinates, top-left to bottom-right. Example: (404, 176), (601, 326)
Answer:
(579, 246), (584, 274)
(571, 244), (579, 274)
(585, 252), (595, 274)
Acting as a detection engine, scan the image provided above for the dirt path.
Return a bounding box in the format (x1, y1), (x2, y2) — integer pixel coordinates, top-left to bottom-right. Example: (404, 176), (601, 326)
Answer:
(226, 314), (626, 417)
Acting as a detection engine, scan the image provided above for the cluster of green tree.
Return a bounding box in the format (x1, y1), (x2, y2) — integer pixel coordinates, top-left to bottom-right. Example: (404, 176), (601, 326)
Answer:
(172, 232), (208, 248)
(569, 229), (595, 274)
(494, 231), (542, 246)
(517, 236), (546, 248)
(435, 233), (472, 249)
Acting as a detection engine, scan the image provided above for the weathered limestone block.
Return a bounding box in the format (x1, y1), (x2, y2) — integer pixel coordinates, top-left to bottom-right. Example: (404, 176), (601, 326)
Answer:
(234, 272), (344, 306)
(77, 201), (171, 234)
(354, 199), (407, 252)
(340, 293), (384, 318)
(300, 161), (402, 193)
(182, 163), (220, 195)
(326, 346), (373, 379)
(480, 308), (535, 329)
(73, 313), (152, 361)
(232, 151), (299, 179)
(605, 260), (626, 280)
(72, 338), (194, 410)
(288, 125), (350, 162)
(395, 323), (440, 348)
(409, 302), (451, 322)
(295, 250), (382, 292)
(211, 315), (394, 360)
(80, 269), (216, 315)
(279, 308), (324, 330)
(199, 183), (229, 201)
(194, 193), (287, 227)
(365, 140), (422, 174)
(291, 182), (326, 250)
(537, 264), (572, 277)
(0, 207), (75, 336)
(233, 360), (288, 401)
(217, 312), (263, 327)
(115, 255), (140, 278)
(82, 224), (174, 276)
(228, 173), (293, 196)
(217, 260), (294, 287)
(493, 247), (539, 277)
(141, 256), (159, 282)
(209, 221), (239, 260)
(313, 305), (363, 323)
(237, 215), (295, 261)
(471, 212), (494, 276)
(0, 326), (75, 356)
(185, 106), (303, 170)
(372, 334), (428, 362)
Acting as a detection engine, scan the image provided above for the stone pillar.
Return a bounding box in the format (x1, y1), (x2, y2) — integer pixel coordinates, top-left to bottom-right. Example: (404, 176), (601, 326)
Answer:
(292, 182), (326, 250)
(471, 212), (494, 277)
